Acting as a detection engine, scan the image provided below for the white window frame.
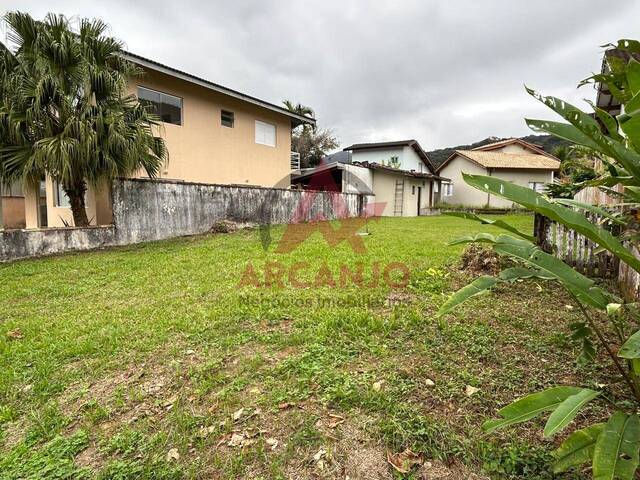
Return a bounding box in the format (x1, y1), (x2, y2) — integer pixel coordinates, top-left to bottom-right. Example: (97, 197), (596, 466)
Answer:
(443, 182), (453, 197)
(255, 120), (276, 147)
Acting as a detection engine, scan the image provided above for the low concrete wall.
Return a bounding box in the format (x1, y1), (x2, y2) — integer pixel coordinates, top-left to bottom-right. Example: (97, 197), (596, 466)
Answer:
(0, 225), (116, 262)
(1, 179), (374, 262)
(111, 178), (374, 244)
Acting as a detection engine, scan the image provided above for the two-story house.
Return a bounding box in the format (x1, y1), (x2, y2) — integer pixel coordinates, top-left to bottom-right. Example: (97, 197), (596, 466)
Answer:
(2, 52), (315, 230)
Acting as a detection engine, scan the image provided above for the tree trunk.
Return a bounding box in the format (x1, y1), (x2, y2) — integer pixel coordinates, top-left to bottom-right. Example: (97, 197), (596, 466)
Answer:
(65, 181), (90, 227)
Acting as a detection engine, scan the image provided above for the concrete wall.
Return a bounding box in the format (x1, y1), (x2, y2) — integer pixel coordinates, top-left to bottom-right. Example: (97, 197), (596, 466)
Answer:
(111, 178), (373, 245)
(342, 164), (374, 195)
(0, 226), (116, 262)
(1, 178), (374, 262)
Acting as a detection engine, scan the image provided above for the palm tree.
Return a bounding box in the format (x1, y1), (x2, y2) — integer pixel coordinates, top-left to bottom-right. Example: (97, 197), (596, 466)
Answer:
(0, 12), (167, 226)
(282, 99), (316, 132)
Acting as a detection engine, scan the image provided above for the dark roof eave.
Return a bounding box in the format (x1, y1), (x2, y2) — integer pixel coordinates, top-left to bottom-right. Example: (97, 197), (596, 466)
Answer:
(121, 51), (316, 127)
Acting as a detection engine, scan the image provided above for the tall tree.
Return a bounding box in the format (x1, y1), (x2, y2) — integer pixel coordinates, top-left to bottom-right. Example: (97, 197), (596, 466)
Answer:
(0, 12), (167, 226)
(282, 99), (315, 130)
(283, 100), (338, 167)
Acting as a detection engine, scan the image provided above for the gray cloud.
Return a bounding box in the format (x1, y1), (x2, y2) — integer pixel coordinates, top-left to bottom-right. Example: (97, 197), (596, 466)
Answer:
(6, 0), (640, 150)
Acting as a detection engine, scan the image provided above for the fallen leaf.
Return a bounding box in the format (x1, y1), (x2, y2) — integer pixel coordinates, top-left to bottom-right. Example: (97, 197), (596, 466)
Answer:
(266, 438), (278, 450)
(228, 433), (245, 447)
(326, 414), (345, 429)
(6, 329), (23, 340)
(372, 380), (384, 392)
(465, 385), (480, 397)
(198, 425), (216, 438)
(278, 402), (295, 410)
(313, 447), (327, 462)
(232, 408), (245, 421)
(166, 448), (180, 461)
(565, 305), (574, 310)
(386, 449), (424, 474)
(425, 379), (435, 387)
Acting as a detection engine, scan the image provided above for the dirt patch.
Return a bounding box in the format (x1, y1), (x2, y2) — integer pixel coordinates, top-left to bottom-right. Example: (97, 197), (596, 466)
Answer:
(419, 459), (489, 479)
(459, 245), (502, 275)
(74, 443), (104, 472)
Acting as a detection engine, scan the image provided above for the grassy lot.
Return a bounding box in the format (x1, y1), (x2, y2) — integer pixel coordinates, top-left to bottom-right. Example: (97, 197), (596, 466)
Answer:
(0, 214), (611, 479)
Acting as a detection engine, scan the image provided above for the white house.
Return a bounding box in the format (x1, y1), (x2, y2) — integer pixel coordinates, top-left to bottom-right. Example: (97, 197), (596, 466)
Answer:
(343, 139), (435, 174)
(292, 140), (449, 217)
(435, 138), (560, 208)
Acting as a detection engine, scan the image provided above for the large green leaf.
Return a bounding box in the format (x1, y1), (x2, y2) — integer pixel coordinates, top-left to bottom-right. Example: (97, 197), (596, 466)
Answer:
(553, 199), (626, 226)
(462, 173), (640, 273)
(627, 59), (640, 96)
(436, 275), (497, 318)
(498, 267), (554, 281)
(543, 389), (600, 437)
(443, 211), (535, 241)
(436, 264), (555, 318)
(553, 423), (604, 473)
(618, 330), (640, 359)
(526, 118), (602, 151)
(482, 386), (583, 434)
(447, 232), (614, 309)
(593, 412), (640, 480)
(525, 87), (640, 177)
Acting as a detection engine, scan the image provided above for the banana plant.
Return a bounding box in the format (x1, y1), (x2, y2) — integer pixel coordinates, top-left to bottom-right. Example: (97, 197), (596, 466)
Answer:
(437, 39), (640, 479)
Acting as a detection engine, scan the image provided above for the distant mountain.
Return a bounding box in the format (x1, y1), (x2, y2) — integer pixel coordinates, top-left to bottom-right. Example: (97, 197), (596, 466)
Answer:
(426, 134), (571, 169)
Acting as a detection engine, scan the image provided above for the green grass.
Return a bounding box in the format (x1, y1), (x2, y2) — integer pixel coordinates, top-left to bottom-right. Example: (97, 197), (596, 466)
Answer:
(0, 214), (606, 478)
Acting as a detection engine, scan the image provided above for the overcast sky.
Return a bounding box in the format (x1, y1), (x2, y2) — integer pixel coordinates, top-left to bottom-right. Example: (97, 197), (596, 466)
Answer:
(6, 1), (640, 151)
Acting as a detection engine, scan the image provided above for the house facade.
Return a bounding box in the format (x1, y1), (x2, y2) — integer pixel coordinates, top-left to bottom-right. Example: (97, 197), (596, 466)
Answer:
(436, 139), (560, 208)
(293, 140), (448, 217)
(1, 52), (314, 230)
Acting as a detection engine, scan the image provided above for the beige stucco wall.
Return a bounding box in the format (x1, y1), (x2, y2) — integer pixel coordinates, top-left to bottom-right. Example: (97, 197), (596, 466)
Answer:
(1, 197), (26, 229)
(128, 68), (293, 188)
(371, 170), (431, 217)
(438, 156), (489, 207)
(438, 155), (555, 208)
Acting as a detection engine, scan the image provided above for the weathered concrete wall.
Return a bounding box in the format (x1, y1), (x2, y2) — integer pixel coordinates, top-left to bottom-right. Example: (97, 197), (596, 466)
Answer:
(1, 178), (374, 262)
(0, 226), (116, 262)
(111, 178), (374, 245)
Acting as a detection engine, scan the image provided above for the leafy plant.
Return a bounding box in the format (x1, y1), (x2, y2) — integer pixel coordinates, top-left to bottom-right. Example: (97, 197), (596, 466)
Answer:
(546, 145), (598, 198)
(0, 12), (167, 226)
(437, 39), (640, 478)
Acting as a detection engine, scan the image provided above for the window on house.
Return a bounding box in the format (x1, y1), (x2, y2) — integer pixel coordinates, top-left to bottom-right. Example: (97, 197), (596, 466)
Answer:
(137, 86), (182, 125)
(0, 181), (23, 197)
(221, 110), (234, 128)
(443, 182), (453, 197)
(528, 182), (545, 193)
(255, 120), (276, 147)
(53, 181), (71, 207)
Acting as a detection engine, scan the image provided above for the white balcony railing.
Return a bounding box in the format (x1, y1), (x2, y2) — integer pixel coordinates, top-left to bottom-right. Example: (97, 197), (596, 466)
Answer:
(290, 151), (301, 170)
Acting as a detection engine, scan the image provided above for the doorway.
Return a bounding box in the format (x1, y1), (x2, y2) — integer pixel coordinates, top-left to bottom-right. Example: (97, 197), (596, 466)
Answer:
(416, 186), (422, 216)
